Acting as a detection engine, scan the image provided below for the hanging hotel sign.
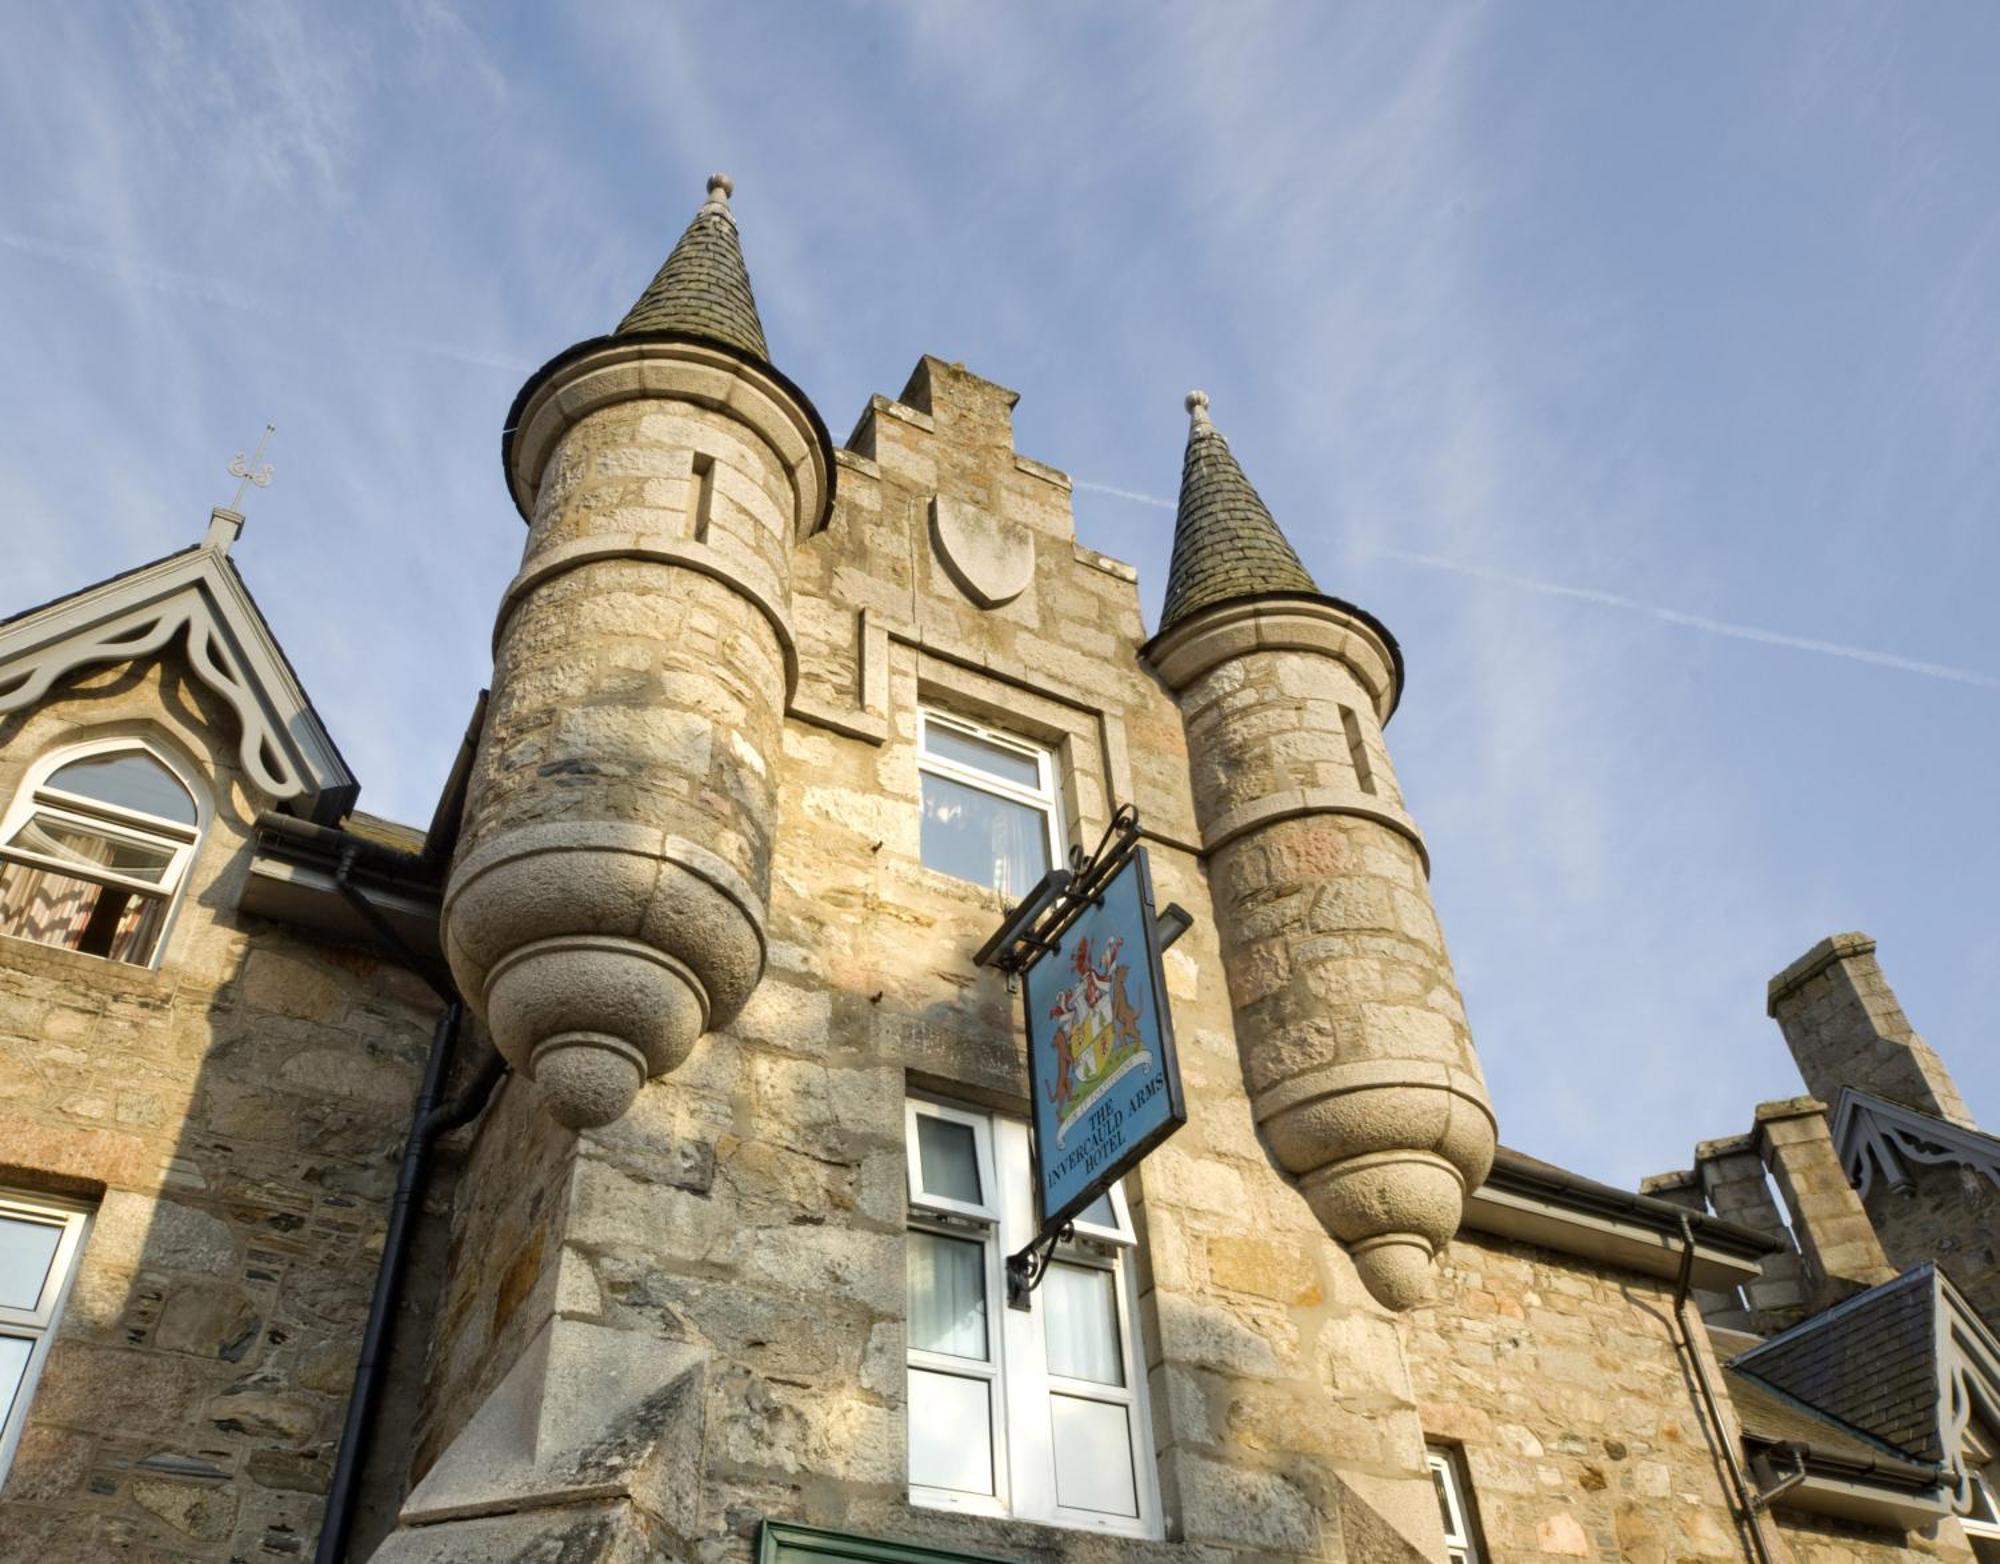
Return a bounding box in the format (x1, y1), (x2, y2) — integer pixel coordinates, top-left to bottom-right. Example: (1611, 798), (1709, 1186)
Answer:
(975, 805), (1190, 1305)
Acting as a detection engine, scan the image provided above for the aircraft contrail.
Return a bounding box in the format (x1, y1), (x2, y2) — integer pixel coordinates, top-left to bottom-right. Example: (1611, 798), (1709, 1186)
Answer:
(1072, 479), (1175, 509)
(1070, 479), (1997, 691)
(1377, 547), (2000, 691)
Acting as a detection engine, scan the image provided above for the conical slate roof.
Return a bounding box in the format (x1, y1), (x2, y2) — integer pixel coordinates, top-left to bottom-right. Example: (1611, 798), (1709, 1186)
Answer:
(1158, 390), (1320, 633)
(616, 173), (770, 362)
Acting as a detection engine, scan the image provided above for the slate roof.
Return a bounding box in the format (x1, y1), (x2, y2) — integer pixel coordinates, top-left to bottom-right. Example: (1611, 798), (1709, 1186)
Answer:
(1730, 1265), (1942, 1461)
(1723, 1367), (1940, 1483)
(616, 174), (770, 363)
(342, 810), (427, 856)
(1158, 392), (1320, 634)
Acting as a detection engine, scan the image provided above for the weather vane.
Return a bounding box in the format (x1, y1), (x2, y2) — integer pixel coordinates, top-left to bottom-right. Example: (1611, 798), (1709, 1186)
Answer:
(226, 424), (277, 511)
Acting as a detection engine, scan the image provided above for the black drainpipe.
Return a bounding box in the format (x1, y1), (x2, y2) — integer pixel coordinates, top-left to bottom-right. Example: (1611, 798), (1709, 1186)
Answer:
(314, 854), (508, 1564)
(1675, 1212), (1777, 1564)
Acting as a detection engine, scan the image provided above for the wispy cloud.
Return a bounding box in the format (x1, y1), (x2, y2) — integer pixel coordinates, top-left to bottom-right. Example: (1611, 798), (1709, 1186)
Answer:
(0, 230), (530, 374)
(3, 4), (1992, 1184)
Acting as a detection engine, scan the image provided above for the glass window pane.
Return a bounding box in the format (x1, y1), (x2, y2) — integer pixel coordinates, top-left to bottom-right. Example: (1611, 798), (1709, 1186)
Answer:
(0, 1333), (33, 1429)
(45, 753), (196, 824)
(1075, 1190), (1117, 1229)
(1049, 1394), (1138, 1516)
(907, 1232), (987, 1361)
(920, 773), (1050, 900)
(922, 723), (1042, 791)
(908, 1369), (993, 1495)
(1432, 1461), (1458, 1538)
(0, 860), (169, 965)
(1043, 1262), (1122, 1386)
(0, 1216), (63, 1312)
(8, 815), (176, 883)
(915, 1115), (982, 1205)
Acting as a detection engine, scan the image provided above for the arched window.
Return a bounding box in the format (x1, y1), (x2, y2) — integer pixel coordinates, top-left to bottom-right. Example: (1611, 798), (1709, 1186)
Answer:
(0, 741), (205, 967)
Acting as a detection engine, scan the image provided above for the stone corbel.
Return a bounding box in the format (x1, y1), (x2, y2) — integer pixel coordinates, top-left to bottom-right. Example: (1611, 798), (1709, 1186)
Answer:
(443, 822), (767, 1127)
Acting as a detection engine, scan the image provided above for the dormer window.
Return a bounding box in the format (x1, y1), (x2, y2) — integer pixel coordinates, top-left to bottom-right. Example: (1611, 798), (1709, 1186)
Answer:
(0, 742), (204, 967)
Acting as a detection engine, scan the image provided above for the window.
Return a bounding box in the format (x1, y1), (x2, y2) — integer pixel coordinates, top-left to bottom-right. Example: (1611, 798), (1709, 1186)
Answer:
(916, 710), (1062, 902)
(0, 1192), (90, 1484)
(1964, 1469), (2000, 1561)
(0, 742), (204, 967)
(904, 1098), (1158, 1537)
(1428, 1446), (1483, 1564)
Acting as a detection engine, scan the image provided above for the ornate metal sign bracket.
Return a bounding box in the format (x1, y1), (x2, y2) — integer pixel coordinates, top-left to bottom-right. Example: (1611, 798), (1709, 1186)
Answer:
(974, 805), (1191, 977)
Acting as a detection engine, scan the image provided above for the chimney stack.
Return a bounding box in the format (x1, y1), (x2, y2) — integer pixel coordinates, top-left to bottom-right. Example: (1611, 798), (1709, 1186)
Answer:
(1767, 933), (1972, 1128)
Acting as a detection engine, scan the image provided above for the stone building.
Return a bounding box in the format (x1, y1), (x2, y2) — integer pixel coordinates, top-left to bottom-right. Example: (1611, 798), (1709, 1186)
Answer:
(0, 176), (1995, 1564)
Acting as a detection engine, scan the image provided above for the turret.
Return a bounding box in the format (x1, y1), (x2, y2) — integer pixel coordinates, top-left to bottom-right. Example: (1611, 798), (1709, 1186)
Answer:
(442, 175), (833, 1127)
(1143, 391), (1495, 1310)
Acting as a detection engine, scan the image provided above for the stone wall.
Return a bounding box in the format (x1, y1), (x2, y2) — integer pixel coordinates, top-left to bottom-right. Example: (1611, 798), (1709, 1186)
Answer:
(1410, 1229), (1757, 1563)
(0, 659), (436, 1561)
(1780, 1510), (1977, 1563)
(1866, 1162), (2000, 1326)
(401, 1070), (577, 1492)
(388, 361), (1451, 1562)
(1409, 1230), (1979, 1564)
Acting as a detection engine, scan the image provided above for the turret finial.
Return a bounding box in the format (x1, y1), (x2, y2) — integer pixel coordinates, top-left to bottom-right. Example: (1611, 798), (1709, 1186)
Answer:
(613, 172), (767, 357)
(1159, 387), (1318, 633)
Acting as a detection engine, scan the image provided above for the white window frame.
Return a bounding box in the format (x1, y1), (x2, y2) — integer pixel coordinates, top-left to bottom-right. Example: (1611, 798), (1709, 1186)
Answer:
(914, 708), (1065, 900)
(0, 738), (207, 969)
(0, 1191), (92, 1484)
(1428, 1445), (1482, 1564)
(906, 1102), (1011, 1520)
(1069, 1183), (1136, 1250)
(905, 1098), (1002, 1224)
(1964, 1471), (2000, 1542)
(905, 1098), (1161, 1539)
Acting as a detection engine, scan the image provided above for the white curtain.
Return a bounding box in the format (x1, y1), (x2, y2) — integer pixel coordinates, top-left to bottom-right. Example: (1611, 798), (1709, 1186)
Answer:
(907, 1231), (987, 1360)
(1042, 1263), (1121, 1385)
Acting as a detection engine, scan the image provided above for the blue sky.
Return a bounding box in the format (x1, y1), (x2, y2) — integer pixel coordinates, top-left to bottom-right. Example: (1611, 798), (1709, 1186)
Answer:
(3, 4), (1995, 1189)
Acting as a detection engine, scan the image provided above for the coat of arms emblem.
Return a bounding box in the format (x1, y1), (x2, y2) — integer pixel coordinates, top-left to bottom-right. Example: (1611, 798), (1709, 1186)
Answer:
(1043, 932), (1151, 1146)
